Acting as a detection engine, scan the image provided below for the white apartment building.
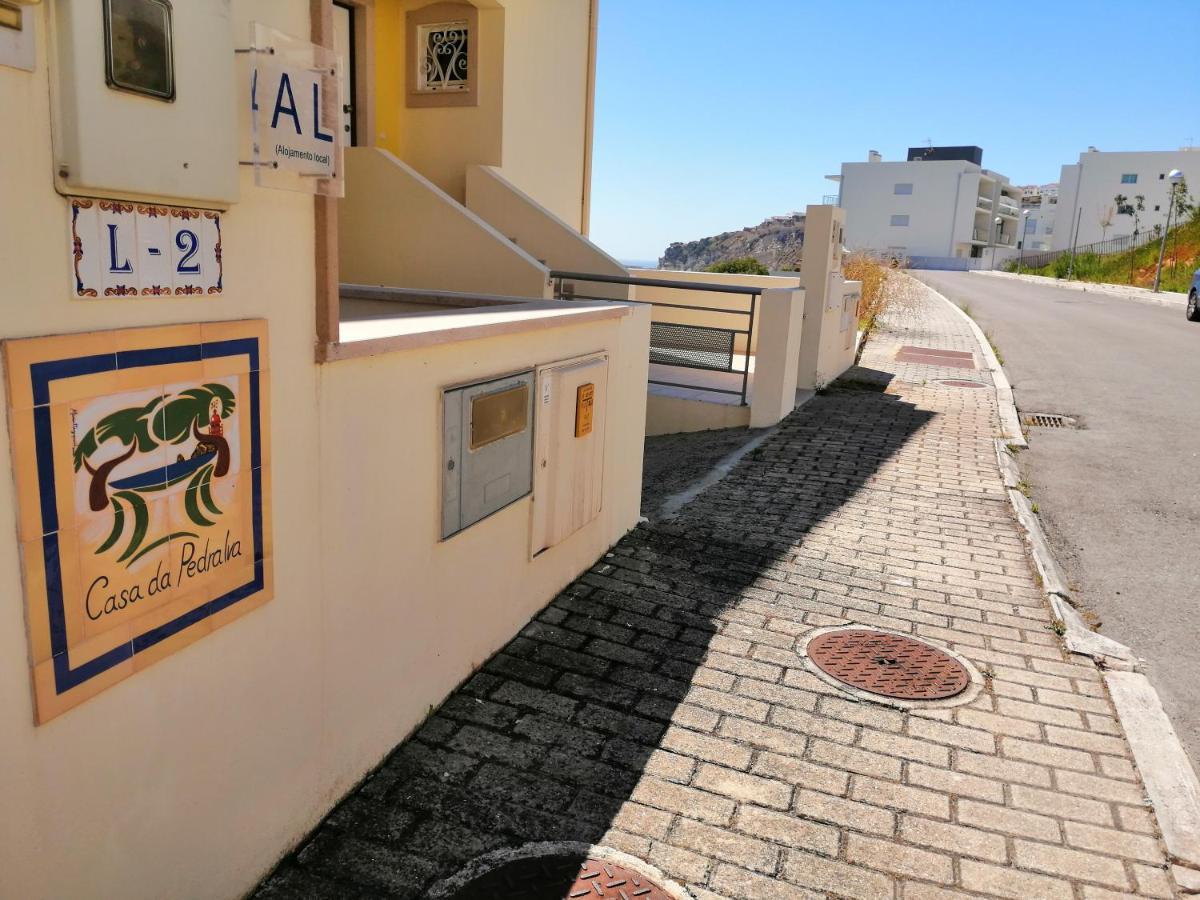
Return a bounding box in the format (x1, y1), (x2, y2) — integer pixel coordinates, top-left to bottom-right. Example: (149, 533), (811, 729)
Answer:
(1018, 183), (1058, 251)
(1052, 148), (1199, 250)
(832, 147), (1023, 262)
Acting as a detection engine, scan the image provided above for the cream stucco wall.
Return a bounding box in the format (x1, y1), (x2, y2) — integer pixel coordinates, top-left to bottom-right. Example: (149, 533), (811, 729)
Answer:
(465, 164), (626, 298)
(498, 0), (593, 231)
(341, 149), (551, 297)
(0, 3), (647, 898)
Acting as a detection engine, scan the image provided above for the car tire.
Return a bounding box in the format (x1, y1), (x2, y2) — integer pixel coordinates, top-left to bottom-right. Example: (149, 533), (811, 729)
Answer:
(1189, 291), (1200, 322)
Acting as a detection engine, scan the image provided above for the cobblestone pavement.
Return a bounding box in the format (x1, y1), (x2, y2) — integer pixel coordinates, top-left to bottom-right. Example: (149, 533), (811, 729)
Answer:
(255, 285), (1177, 899)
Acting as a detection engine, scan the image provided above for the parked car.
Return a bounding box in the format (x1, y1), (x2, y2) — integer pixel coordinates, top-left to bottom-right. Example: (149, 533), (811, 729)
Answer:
(1189, 268), (1200, 321)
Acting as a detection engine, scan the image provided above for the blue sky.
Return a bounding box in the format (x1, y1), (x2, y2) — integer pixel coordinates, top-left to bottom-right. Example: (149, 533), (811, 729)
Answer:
(589, 0), (1200, 262)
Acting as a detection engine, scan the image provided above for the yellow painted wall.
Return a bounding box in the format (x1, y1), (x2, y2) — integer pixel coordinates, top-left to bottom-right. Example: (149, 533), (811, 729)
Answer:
(372, 0), (592, 231)
(0, 3), (647, 898)
(374, 0), (505, 203)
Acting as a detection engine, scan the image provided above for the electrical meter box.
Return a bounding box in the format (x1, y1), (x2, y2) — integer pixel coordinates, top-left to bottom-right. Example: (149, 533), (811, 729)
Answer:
(442, 371), (534, 539)
(531, 354), (609, 556)
(48, 0), (239, 205)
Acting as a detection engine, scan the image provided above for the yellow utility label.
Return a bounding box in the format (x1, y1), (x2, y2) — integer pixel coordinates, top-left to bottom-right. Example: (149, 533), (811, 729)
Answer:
(575, 383), (595, 437)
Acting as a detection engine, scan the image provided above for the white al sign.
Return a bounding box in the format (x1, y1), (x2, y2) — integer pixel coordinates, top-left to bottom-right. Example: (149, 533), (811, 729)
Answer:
(251, 41), (341, 181)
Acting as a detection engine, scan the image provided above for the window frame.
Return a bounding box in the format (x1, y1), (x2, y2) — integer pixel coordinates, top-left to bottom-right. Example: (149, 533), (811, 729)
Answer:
(415, 19), (470, 94)
(1120, 173), (1138, 184)
(102, 0), (176, 102)
(893, 183), (913, 195)
(406, 2), (479, 109)
(889, 214), (910, 227)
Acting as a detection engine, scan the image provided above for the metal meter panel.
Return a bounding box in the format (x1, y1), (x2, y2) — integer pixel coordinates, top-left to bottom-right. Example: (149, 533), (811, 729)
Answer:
(442, 371), (534, 539)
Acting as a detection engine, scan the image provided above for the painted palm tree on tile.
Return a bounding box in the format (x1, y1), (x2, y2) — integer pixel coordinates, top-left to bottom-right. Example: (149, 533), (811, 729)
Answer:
(72, 383), (236, 566)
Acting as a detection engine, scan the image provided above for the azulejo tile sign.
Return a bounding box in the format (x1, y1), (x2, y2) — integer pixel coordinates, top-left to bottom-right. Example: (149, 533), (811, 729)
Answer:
(70, 198), (223, 298)
(3, 321), (272, 722)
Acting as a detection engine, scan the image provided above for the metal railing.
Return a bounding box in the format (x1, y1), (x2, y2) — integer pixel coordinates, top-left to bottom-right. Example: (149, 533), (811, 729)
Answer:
(821, 194), (841, 206)
(1015, 228), (1163, 271)
(976, 196), (993, 209)
(550, 270), (760, 405)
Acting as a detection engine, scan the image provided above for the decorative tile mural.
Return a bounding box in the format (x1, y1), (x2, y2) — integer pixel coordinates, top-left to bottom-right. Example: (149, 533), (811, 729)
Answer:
(70, 198), (223, 298)
(3, 321), (272, 722)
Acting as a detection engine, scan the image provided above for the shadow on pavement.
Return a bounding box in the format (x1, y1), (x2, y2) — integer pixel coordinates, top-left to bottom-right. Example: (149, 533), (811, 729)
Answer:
(253, 375), (935, 899)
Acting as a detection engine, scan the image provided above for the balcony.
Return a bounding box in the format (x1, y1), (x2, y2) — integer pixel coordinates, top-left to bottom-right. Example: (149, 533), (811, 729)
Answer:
(998, 203), (1019, 218)
(976, 196), (993, 210)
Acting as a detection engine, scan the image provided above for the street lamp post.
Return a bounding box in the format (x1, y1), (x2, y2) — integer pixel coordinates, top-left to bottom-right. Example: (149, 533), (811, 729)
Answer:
(1153, 169), (1184, 293)
(991, 216), (1002, 269)
(1017, 209), (1030, 275)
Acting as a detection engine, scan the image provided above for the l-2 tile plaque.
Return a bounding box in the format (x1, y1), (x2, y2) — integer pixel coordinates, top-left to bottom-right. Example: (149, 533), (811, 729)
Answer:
(3, 320), (272, 722)
(70, 198), (224, 298)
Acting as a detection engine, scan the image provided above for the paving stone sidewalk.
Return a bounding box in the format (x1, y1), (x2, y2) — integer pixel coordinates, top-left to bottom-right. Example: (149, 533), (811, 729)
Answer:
(256, 285), (1177, 899)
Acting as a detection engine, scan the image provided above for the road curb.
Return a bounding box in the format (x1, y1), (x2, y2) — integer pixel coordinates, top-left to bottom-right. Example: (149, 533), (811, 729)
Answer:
(971, 269), (1188, 309)
(917, 278), (1028, 449)
(993, 445), (1200, 889)
(1105, 672), (1200, 879)
(907, 274), (1200, 889)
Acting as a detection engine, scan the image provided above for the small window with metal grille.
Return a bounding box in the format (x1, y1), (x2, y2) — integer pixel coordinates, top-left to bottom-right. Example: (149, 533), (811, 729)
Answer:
(417, 21), (469, 93)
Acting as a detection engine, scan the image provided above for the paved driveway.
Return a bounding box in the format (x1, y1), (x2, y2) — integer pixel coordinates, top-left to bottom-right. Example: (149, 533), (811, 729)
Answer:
(912, 269), (1200, 771)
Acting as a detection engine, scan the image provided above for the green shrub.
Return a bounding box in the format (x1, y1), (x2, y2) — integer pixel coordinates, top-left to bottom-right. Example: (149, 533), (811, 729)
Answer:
(705, 257), (770, 275)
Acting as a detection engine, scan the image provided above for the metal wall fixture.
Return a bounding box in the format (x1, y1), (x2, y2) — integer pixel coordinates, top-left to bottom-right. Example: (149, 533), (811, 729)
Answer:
(442, 371), (534, 539)
(1022, 412), (1078, 429)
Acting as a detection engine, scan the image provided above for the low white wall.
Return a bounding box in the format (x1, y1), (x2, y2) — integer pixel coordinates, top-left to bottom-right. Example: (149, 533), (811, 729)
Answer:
(798, 207), (858, 389)
(749, 288), (804, 429)
(314, 306), (650, 815)
(645, 392), (750, 436)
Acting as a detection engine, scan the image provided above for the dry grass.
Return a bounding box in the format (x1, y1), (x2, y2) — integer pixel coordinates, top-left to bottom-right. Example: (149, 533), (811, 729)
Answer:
(843, 252), (888, 331)
(843, 253), (920, 343)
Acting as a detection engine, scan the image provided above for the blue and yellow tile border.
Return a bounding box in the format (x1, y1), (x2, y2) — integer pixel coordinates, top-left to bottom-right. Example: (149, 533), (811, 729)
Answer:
(3, 321), (273, 723)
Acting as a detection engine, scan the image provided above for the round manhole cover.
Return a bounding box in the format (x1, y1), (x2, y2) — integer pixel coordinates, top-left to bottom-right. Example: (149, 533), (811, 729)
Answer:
(938, 379), (986, 389)
(807, 630), (970, 700)
(451, 855), (675, 900)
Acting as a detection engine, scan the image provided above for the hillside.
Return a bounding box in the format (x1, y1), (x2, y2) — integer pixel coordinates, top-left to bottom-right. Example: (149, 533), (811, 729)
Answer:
(659, 213), (804, 271)
(1016, 214), (1199, 294)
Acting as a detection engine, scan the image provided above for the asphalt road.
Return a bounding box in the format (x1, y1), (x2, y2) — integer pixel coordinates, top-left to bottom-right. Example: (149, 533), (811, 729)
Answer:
(912, 271), (1200, 770)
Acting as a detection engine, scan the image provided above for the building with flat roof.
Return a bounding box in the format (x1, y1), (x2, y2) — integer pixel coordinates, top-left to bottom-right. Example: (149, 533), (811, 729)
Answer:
(1019, 184), (1059, 251)
(1052, 148), (1199, 250)
(830, 147), (1022, 263)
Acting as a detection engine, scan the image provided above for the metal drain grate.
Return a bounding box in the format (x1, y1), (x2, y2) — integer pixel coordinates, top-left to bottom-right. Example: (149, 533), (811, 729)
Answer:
(1023, 412), (1077, 429)
(807, 630), (971, 700)
(451, 856), (675, 899)
(938, 379), (987, 389)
